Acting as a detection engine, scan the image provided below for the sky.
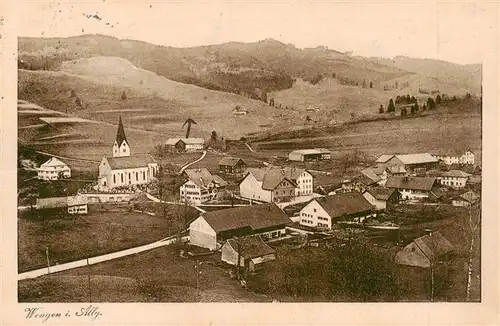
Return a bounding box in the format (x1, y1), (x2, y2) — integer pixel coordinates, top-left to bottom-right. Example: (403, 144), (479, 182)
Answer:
(13, 1), (498, 65)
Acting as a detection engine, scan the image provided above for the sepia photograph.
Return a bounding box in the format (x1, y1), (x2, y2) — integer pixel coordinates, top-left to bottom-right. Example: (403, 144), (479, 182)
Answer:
(4, 1), (497, 319)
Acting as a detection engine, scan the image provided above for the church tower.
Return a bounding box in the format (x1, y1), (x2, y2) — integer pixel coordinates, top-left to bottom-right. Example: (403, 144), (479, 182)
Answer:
(112, 116), (131, 157)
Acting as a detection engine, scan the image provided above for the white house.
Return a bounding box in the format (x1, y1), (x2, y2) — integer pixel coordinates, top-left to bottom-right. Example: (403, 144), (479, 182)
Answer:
(180, 168), (228, 204)
(97, 117), (158, 190)
(432, 150), (475, 165)
(362, 187), (400, 211)
(189, 203), (291, 250)
(221, 235), (276, 272)
(438, 170), (471, 189)
(298, 192), (374, 229)
(385, 176), (442, 201)
(37, 157), (71, 180)
(452, 190), (480, 207)
(239, 167), (313, 203)
(165, 138), (204, 152)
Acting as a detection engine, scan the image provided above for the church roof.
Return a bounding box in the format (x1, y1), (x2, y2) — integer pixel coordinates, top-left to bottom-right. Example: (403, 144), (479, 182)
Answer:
(115, 116), (128, 145)
(105, 154), (157, 170)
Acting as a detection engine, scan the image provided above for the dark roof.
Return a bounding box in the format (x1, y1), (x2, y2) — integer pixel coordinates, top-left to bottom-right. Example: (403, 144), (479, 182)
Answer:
(458, 190), (480, 203)
(386, 176), (436, 191)
(430, 186), (446, 199)
(202, 203), (291, 233)
(226, 235), (276, 259)
(36, 197), (68, 209)
(441, 170), (471, 178)
(360, 168), (382, 183)
(375, 155), (394, 163)
(105, 154), (157, 170)
(115, 116), (128, 146)
(314, 192), (374, 219)
(311, 172), (342, 188)
(183, 168), (227, 188)
(219, 157), (246, 167)
(413, 232), (454, 261)
(448, 164), (476, 174)
(355, 174), (378, 186)
(365, 187), (397, 201)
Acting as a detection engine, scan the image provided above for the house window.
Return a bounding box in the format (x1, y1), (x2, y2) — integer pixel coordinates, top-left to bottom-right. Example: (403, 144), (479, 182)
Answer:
(121, 174), (124, 183)
(136, 172), (138, 181)
(313, 208), (317, 212)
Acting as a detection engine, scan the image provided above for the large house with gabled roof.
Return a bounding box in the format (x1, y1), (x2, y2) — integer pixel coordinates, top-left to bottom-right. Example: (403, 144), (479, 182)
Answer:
(97, 116), (158, 190)
(179, 168), (228, 204)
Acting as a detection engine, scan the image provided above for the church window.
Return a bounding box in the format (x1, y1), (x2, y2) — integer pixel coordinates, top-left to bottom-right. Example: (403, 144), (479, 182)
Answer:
(136, 172), (138, 181)
(113, 174), (116, 184)
(121, 174), (124, 183)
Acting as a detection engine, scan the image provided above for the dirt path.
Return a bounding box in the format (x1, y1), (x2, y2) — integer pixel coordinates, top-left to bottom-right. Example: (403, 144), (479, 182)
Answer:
(179, 151), (207, 173)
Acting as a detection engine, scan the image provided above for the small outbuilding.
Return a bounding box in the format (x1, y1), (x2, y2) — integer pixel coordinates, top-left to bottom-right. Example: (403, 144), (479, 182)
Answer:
(395, 231), (454, 268)
(288, 148), (331, 162)
(221, 235), (276, 272)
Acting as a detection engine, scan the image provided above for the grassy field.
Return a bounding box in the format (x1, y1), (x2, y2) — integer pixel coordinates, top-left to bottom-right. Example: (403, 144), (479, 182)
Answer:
(18, 209), (189, 273)
(250, 98), (482, 165)
(19, 246), (271, 302)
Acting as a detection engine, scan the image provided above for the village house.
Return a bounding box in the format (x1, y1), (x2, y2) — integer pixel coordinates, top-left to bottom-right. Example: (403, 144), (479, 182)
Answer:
(189, 203), (291, 250)
(239, 167), (314, 203)
(37, 157), (71, 180)
(360, 167), (385, 186)
(218, 157), (247, 177)
(288, 148), (331, 162)
(310, 172), (342, 195)
(375, 153), (438, 173)
(298, 192), (375, 229)
(221, 234), (277, 272)
(362, 187), (400, 211)
(36, 194), (88, 215)
(98, 117), (158, 190)
(452, 190), (480, 207)
(396, 231), (454, 268)
(385, 176), (443, 201)
(180, 168), (228, 204)
(165, 138), (205, 152)
(432, 150), (475, 165)
(438, 170), (471, 189)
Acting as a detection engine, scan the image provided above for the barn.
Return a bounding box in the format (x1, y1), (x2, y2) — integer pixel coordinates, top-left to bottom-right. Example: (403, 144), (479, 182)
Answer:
(221, 235), (276, 272)
(288, 148), (331, 162)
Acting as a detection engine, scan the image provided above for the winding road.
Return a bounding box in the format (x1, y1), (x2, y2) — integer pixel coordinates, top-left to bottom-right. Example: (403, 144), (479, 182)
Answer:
(178, 150), (207, 173)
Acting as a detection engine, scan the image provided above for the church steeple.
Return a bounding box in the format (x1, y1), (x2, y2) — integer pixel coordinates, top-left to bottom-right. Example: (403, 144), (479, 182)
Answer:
(113, 116), (131, 157)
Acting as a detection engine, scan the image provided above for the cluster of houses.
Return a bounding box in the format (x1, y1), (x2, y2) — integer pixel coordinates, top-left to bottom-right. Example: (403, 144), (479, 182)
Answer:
(29, 116), (481, 274)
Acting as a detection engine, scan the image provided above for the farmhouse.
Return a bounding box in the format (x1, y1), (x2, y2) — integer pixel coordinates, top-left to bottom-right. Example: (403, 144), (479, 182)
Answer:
(362, 187), (400, 211)
(298, 192), (374, 229)
(452, 190), (480, 207)
(189, 203), (291, 250)
(165, 138), (204, 152)
(438, 170), (471, 189)
(37, 157), (71, 180)
(396, 231), (454, 268)
(221, 235), (276, 272)
(432, 150), (475, 165)
(218, 157), (247, 177)
(97, 117), (158, 190)
(375, 153), (438, 173)
(239, 167), (314, 203)
(36, 194), (88, 215)
(180, 168), (227, 204)
(385, 176), (442, 201)
(288, 148), (331, 162)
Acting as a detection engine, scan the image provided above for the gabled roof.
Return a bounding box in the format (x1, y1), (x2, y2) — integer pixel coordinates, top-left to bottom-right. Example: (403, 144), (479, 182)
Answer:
(385, 176), (436, 191)
(365, 187), (397, 201)
(371, 165), (388, 175)
(226, 235), (276, 259)
(105, 154), (157, 170)
(386, 165), (407, 174)
(441, 170), (471, 178)
(413, 232), (454, 261)
(354, 174), (378, 187)
(40, 157), (69, 168)
(244, 167), (306, 190)
(219, 157), (246, 167)
(201, 203), (291, 233)
(165, 138), (181, 146)
(360, 168), (382, 183)
(115, 116), (128, 146)
(183, 168), (227, 189)
(375, 155), (395, 163)
(458, 190), (480, 203)
(313, 192), (374, 219)
(179, 138), (205, 145)
(36, 196), (69, 209)
(396, 153), (438, 165)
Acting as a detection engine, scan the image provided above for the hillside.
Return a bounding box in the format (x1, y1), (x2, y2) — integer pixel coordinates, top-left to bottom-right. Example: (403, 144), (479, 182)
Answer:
(18, 57), (300, 140)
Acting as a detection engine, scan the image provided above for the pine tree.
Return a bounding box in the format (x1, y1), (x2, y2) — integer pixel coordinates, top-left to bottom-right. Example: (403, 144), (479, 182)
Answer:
(379, 105), (384, 114)
(75, 96), (82, 107)
(395, 95), (401, 104)
(387, 99), (396, 113)
(211, 130), (218, 142)
(121, 91), (127, 100)
(70, 89), (76, 98)
(410, 105), (416, 115)
(410, 96), (417, 104)
(369, 81), (373, 89)
(427, 97), (436, 110)
(422, 103), (427, 111)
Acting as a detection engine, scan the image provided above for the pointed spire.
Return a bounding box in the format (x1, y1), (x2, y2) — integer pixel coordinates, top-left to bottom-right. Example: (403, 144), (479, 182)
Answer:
(116, 115), (127, 145)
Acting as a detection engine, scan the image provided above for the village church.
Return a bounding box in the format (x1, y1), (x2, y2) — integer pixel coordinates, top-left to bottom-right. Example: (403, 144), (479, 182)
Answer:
(98, 117), (158, 190)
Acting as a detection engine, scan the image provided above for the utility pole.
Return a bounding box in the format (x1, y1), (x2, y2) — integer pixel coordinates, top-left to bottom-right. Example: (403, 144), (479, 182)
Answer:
(45, 246), (50, 273)
(87, 258), (92, 302)
(194, 260), (202, 301)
